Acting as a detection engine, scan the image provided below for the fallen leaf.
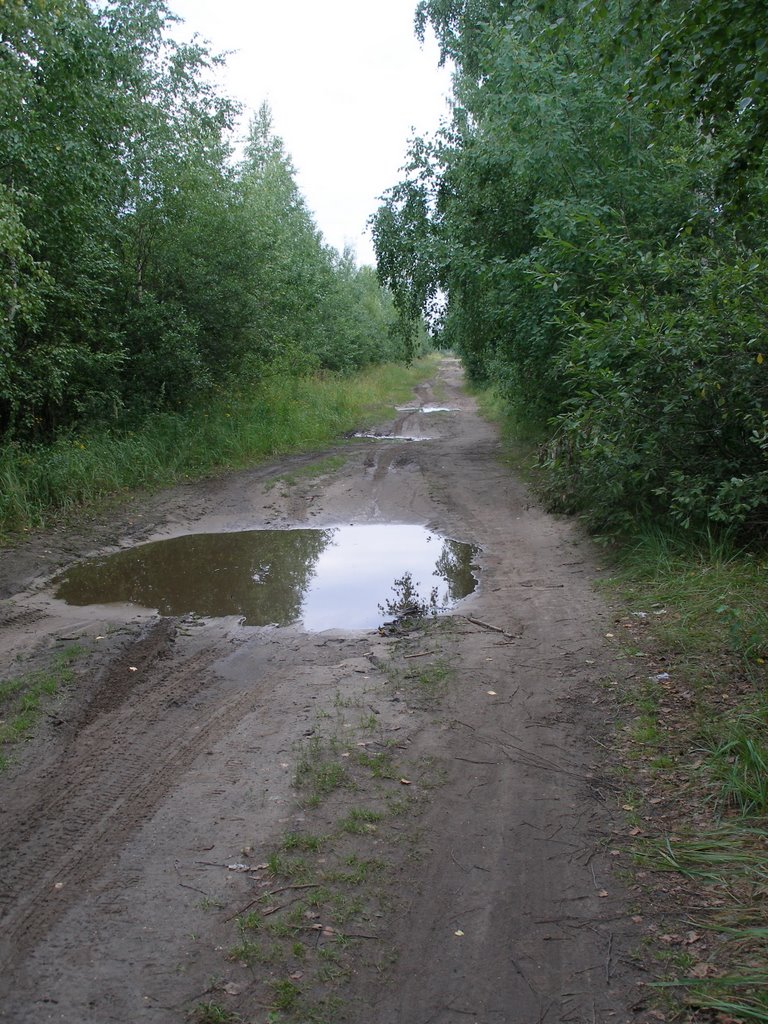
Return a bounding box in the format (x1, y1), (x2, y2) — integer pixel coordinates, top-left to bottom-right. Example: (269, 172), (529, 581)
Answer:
(128, 666), (137, 672)
(487, 690), (497, 696)
(289, 971), (303, 981)
(598, 890), (609, 898)
(223, 983), (242, 996)
(53, 882), (64, 890)
(686, 931), (701, 944)
(454, 929), (464, 936)
(399, 778), (412, 785)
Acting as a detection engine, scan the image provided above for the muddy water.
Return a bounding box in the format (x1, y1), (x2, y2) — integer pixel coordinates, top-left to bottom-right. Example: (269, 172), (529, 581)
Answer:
(54, 525), (480, 630)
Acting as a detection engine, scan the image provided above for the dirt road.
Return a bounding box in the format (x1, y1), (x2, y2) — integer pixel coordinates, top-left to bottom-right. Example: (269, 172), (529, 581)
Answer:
(0, 359), (646, 1023)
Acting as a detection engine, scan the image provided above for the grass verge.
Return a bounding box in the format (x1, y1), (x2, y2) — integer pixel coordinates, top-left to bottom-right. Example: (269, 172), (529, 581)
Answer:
(0, 356), (439, 541)
(601, 530), (768, 1022)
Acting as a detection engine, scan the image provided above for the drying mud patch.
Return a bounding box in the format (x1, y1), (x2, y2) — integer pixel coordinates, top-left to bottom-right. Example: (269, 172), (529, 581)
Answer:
(1, 358), (653, 1023)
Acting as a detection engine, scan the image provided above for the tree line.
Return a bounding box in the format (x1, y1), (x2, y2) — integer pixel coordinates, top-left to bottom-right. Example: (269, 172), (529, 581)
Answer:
(0, 0), (409, 445)
(374, 0), (767, 543)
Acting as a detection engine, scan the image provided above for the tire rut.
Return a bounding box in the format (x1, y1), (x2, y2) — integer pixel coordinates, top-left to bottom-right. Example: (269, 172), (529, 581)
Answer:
(0, 635), (256, 976)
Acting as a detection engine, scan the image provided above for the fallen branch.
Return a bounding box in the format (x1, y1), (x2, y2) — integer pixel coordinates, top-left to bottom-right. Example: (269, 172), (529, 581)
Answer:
(404, 650), (436, 659)
(462, 615), (517, 639)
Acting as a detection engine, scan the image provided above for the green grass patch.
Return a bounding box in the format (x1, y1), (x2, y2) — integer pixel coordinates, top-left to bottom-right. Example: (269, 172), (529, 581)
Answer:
(608, 527), (767, 671)
(0, 644), (83, 770)
(0, 357), (438, 540)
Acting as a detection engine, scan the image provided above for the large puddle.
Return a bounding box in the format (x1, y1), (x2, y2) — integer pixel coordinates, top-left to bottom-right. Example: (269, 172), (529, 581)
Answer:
(54, 525), (480, 630)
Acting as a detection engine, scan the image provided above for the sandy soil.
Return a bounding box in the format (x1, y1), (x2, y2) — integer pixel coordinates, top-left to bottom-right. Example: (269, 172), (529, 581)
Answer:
(0, 359), (650, 1024)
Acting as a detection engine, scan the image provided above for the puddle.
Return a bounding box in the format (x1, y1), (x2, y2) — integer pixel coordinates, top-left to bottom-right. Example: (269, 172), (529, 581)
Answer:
(420, 406), (458, 413)
(353, 433), (433, 442)
(54, 525), (480, 630)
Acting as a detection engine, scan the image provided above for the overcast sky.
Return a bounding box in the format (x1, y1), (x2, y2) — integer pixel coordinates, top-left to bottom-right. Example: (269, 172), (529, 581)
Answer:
(167, 0), (452, 265)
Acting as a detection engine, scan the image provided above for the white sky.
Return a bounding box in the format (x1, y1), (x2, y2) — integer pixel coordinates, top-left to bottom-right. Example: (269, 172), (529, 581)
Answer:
(167, 0), (452, 265)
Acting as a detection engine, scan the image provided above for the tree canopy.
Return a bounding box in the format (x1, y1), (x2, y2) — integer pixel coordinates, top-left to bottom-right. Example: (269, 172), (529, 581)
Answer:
(374, 0), (767, 542)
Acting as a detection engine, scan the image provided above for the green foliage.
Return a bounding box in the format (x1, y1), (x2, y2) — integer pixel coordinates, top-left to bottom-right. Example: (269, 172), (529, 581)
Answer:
(0, 1), (407, 452)
(378, 0), (768, 546)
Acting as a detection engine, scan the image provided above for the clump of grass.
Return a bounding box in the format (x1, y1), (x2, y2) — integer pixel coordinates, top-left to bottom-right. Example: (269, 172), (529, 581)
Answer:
(0, 644), (82, 770)
(281, 832), (325, 853)
(705, 707), (768, 815)
(270, 979), (301, 1013)
(293, 737), (352, 804)
(355, 751), (399, 780)
(339, 808), (382, 834)
(191, 1003), (240, 1024)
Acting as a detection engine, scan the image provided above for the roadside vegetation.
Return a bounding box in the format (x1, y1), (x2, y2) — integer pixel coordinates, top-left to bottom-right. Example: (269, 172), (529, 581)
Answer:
(0, 1), (430, 539)
(375, 0), (766, 548)
(0, 357), (436, 538)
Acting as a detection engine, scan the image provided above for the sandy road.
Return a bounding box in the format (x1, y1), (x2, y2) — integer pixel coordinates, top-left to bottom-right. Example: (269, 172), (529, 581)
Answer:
(0, 359), (646, 1023)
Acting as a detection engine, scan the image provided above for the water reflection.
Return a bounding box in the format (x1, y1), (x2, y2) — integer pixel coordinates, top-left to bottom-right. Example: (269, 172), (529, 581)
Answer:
(54, 525), (480, 630)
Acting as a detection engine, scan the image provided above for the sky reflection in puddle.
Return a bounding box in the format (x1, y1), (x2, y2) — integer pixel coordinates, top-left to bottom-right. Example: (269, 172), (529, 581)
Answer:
(54, 525), (480, 630)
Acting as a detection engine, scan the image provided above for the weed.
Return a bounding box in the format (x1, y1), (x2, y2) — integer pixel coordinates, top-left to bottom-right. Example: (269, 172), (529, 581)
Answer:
(266, 853), (313, 882)
(191, 1003), (240, 1024)
(270, 979), (301, 1012)
(378, 571), (444, 621)
(339, 807), (382, 834)
(236, 912), (261, 933)
(227, 939), (262, 965)
(358, 712), (378, 732)
(705, 706), (768, 815)
(0, 644), (83, 767)
(281, 832), (324, 852)
(355, 751), (399, 779)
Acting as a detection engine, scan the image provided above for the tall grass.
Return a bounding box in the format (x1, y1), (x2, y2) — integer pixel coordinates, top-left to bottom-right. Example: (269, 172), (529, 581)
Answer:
(0, 358), (437, 539)
(609, 525), (767, 670)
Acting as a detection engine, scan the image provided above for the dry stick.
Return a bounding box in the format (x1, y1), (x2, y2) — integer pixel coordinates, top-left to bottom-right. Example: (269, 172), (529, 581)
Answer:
(454, 756), (500, 765)
(225, 882), (320, 921)
(450, 848), (470, 873)
(404, 650), (436, 659)
(462, 615), (518, 639)
(605, 932), (614, 983)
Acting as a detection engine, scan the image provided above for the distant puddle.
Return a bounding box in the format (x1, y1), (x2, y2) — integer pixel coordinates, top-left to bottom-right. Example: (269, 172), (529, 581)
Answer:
(353, 433), (433, 442)
(54, 525), (480, 630)
(420, 406), (458, 413)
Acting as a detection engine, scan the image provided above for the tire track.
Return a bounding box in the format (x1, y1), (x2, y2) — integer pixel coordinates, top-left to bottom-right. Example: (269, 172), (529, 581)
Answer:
(0, 638), (258, 975)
